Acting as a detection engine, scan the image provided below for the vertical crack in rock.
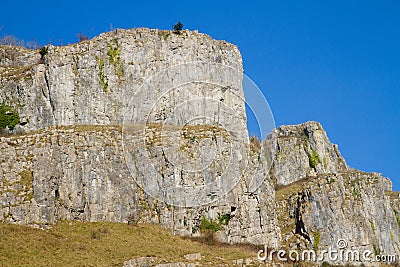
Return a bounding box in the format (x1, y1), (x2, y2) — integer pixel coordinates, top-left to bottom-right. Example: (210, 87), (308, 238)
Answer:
(43, 66), (56, 124)
(293, 192), (312, 243)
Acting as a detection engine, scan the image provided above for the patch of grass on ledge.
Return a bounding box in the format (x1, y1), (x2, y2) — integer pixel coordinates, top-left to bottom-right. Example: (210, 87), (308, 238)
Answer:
(0, 221), (256, 266)
(0, 124), (124, 138)
(275, 177), (319, 202)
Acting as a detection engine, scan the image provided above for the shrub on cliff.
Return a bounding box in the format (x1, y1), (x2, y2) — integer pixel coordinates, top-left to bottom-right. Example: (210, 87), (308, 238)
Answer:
(39, 46), (48, 58)
(0, 103), (20, 131)
(173, 21), (183, 34)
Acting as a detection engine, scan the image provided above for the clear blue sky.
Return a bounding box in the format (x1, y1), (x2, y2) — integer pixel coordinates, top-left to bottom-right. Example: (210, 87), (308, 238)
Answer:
(1, 1), (399, 190)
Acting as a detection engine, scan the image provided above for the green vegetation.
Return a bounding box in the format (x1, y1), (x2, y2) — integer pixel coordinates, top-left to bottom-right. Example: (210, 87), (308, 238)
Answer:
(199, 213), (231, 233)
(0, 222), (256, 266)
(18, 170), (34, 201)
(72, 55), (79, 76)
(107, 40), (124, 79)
(372, 244), (381, 256)
(0, 102), (20, 131)
(218, 213), (231, 226)
(309, 149), (321, 169)
(200, 216), (222, 232)
(313, 231), (320, 251)
(275, 177), (314, 202)
(352, 187), (361, 199)
(323, 157), (328, 169)
(173, 21), (183, 34)
(96, 57), (108, 92)
(393, 209), (400, 228)
(327, 177), (335, 184)
(369, 220), (375, 232)
(158, 31), (170, 40)
(39, 46), (48, 58)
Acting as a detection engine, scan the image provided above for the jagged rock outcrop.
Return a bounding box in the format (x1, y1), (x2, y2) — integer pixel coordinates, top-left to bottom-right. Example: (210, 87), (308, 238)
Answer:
(1, 28), (399, 264)
(265, 122), (350, 185)
(271, 122), (400, 259)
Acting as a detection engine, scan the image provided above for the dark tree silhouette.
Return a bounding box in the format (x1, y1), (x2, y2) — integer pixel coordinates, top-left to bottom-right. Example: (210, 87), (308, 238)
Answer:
(173, 21), (183, 34)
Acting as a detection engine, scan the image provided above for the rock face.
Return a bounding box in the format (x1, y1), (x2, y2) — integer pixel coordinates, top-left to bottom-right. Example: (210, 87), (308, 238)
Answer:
(266, 122), (350, 186)
(0, 124), (279, 246)
(0, 28), (244, 131)
(0, 29), (399, 262)
(270, 122), (400, 258)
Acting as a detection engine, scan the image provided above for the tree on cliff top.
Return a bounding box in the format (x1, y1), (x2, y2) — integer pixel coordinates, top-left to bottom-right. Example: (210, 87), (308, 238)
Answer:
(173, 21), (183, 34)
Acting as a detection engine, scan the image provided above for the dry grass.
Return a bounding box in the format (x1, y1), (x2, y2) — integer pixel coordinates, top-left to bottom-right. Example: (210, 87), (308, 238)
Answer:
(0, 221), (258, 266)
(386, 190), (400, 201)
(275, 177), (315, 202)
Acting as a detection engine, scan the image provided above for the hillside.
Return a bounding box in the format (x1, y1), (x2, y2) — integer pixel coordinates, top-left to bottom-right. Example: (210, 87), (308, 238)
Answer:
(0, 221), (259, 266)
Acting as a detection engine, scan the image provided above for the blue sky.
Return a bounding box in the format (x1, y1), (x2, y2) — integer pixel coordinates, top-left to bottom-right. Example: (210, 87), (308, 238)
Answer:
(1, 0), (399, 189)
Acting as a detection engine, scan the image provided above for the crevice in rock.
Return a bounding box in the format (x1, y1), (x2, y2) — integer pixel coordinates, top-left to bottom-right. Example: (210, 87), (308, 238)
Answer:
(43, 67), (56, 124)
(293, 193), (311, 243)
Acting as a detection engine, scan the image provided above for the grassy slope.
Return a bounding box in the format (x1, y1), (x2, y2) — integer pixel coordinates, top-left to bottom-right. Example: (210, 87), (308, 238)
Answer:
(0, 221), (257, 266)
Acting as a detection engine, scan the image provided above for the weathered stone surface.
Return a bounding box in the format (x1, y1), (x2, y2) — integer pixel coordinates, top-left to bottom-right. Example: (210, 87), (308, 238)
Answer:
(0, 29), (278, 245)
(272, 122), (400, 260)
(155, 263), (198, 267)
(123, 257), (158, 267)
(0, 124), (277, 246)
(183, 253), (201, 261)
(1, 29), (400, 263)
(265, 121), (349, 186)
(0, 28), (245, 132)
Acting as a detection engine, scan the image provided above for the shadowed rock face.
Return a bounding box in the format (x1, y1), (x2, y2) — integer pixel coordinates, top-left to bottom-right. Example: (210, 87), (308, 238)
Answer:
(0, 29), (399, 259)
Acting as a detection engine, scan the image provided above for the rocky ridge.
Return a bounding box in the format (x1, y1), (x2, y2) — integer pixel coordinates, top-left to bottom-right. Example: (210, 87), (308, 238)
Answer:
(0, 28), (399, 264)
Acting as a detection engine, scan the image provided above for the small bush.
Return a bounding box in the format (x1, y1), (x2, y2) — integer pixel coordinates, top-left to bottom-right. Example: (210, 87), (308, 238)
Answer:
(173, 21), (183, 34)
(200, 216), (222, 232)
(309, 149), (321, 169)
(313, 232), (320, 251)
(200, 213), (231, 233)
(39, 46), (48, 59)
(218, 213), (231, 226)
(158, 31), (170, 40)
(0, 103), (20, 131)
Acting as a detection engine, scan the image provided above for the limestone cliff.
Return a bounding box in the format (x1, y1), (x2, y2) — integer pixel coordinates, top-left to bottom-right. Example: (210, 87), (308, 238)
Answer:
(269, 122), (400, 256)
(0, 124), (279, 247)
(0, 28), (278, 247)
(0, 28), (399, 262)
(0, 28), (244, 131)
